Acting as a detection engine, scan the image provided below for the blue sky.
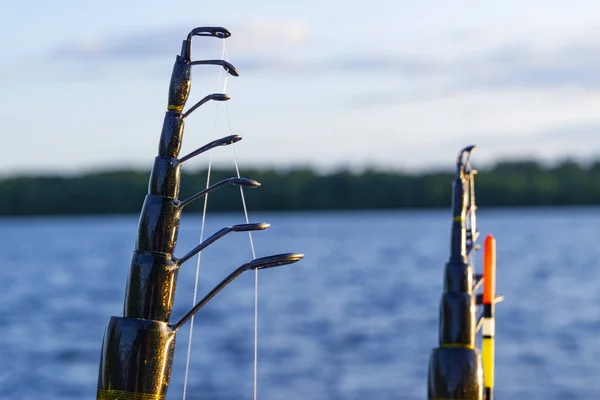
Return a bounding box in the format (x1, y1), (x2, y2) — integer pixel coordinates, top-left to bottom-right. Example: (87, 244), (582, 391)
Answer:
(2, 0), (600, 174)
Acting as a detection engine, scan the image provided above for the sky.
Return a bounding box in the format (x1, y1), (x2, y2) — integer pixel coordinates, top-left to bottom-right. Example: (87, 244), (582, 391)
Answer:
(2, 0), (600, 175)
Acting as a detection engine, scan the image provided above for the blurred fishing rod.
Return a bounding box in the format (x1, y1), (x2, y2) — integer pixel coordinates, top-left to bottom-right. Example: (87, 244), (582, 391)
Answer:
(427, 145), (503, 400)
(95, 26), (303, 400)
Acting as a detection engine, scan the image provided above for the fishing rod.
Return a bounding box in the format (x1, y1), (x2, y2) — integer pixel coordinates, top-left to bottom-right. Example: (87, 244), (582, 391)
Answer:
(427, 145), (503, 400)
(95, 26), (304, 400)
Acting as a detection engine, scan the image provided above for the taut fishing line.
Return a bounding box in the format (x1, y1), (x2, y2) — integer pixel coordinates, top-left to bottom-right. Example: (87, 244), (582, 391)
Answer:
(181, 40), (226, 400)
(222, 42), (260, 400)
(182, 38), (259, 400)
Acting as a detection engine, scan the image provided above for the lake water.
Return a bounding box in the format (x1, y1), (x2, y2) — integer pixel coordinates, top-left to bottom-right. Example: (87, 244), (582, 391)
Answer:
(0, 209), (598, 400)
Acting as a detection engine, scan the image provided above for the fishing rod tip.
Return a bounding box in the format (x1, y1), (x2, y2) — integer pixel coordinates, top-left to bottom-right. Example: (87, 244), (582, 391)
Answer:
(187, 26), (231, 40)
(457, 145), (477, 161)
(213, 93), (231, 101)
(188, 60), (239, 77)
(232, 178), (261, 188)
(461, 144), (477, 153)
(250, 253), (305, 271)
(226, 66), (240, 77)
(228, 134), (243, 144)
(290, 253), (305, 262)
(214, 27), (232, 39)
(231, 222), (271, 232)
(456, 144), (477, 171)
(255, 222), (271, 230)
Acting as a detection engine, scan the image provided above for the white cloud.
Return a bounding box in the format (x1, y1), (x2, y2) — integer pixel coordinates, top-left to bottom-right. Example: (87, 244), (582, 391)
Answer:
(5, 2), (600, 174)
(48, 19), (309, 62)
(227, 19), (308, 55)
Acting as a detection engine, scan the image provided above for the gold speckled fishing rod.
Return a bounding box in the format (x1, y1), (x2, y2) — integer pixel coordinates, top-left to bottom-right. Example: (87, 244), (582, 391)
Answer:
(427, 146), (502, 400)
(95, 27), (304, 400)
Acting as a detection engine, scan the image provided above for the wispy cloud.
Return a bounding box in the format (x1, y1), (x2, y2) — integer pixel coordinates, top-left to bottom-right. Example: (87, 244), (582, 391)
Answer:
(33, 22), (600, 100)
(437, 122), (600, 155)
(51, 27), (185, 61)
(344, 36), (600, 108)
(50, 20), (309, 62)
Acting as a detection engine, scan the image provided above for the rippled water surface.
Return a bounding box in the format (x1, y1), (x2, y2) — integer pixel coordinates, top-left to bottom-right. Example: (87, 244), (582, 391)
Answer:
(0, 209), (599, 399)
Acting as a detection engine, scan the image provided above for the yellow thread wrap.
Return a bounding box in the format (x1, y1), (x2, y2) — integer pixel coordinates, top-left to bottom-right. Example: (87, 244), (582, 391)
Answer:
(482, 337), (495, 388)
(441, 343), (475, 350)
(167, 104), (183, 112)
(453, 216), (463, 222)
(97, 389), (165, 400)
(430, 398), (481, 400)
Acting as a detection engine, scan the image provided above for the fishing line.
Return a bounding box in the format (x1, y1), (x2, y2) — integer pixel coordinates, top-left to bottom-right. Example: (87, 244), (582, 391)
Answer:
(222, 44), (256, 259)
(182, 40), (228, 400)
(222, 42), (260, 400)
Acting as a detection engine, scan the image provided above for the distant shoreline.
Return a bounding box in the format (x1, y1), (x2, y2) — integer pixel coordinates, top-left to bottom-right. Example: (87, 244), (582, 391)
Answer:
(2, 205), (600, 219)
(0, 159), (599, 216)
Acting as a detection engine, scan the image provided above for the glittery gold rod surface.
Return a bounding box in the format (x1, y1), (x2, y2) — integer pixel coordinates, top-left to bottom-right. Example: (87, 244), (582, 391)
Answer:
(97, 390), (165, 400)
(94, 26), (303, 400)
(95, 27), (238, 400)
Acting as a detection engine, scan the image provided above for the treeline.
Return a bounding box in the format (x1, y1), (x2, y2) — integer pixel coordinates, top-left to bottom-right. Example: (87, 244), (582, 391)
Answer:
(1, 159), (600, 216)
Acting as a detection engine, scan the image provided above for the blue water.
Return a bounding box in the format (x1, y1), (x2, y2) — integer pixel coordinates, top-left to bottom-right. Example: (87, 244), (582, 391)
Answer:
(0, 209), (598, 400)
